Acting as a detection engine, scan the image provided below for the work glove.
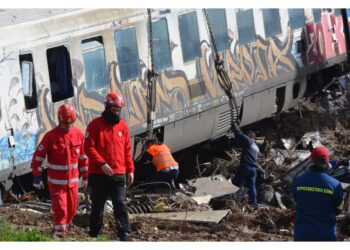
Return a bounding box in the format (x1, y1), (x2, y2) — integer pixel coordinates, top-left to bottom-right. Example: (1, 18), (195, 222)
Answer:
(33, 176), (44, 189)
(101, 163), (114, 176)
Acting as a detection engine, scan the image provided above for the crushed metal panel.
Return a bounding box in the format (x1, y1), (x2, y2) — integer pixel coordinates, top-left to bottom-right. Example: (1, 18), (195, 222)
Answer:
(130, 209), (230, 224)
(191, 195), (212, 205)
(281, 157), (311, 183)
(301, 131), (326, 148)
(189, 175), (239, 198)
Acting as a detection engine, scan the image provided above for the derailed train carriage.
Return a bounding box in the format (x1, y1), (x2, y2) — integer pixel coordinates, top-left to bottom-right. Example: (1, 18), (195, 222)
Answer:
(0, 8), (349, 193)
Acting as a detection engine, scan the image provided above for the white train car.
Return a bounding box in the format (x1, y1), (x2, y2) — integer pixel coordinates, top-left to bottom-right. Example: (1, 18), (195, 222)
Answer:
(0, 8), (349, 191)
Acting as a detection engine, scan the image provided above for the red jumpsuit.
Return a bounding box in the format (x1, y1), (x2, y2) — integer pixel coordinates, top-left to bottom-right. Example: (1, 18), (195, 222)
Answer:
(32, 126), (88, 237)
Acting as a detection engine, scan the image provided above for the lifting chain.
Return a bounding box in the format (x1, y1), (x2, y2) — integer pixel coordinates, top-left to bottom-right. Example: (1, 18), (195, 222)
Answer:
(147, 9), (158, 140)
(202, 9), (240, 125)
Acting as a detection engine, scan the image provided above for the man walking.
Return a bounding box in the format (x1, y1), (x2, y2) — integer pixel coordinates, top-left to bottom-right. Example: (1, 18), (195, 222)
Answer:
(84, 92), (134, 241)
(292, 146), (344, 241)
(32, 103), (88, 238)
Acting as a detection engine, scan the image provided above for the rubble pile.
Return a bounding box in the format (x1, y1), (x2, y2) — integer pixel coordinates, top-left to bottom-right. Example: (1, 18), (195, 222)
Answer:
(0, 94), (350, 241)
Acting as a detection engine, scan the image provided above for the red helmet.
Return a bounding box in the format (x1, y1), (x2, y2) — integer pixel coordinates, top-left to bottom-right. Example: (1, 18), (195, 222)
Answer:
(58, 103), (76, 123)
(105, 92), (125, 107)
(310, 146), (329, 163)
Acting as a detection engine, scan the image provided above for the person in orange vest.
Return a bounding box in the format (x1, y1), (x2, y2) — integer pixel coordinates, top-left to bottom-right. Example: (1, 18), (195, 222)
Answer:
(137, 138), (179, 190)
(31, 103), (88, 238)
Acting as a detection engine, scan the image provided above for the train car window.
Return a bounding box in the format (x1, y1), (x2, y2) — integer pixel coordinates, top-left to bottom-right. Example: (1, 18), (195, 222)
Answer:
(288, 9), (305, 30)
(262, 9), (282, 37)
(46, 46), (74, 103)
(334, 9), (341, 17)
(178, 11), (201, 63)
(207, 9), (229, 51)
(236, 9), (256, 45)
(312, 9), (322, 23)
(19, 54), (38, 110)
(152, 19), (172, 71)
(82, 36), (108, 91)
(114, 27), (140, 82)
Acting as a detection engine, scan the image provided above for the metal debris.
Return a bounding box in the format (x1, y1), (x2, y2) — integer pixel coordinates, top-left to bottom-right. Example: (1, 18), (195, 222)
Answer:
(281, 138), (297, 150)
(300, 131), (326, 149)
(18, 201), (51, 213)
(130, 209), (230, 223)
(274, 192), (286, 210)
(191, 195), (212, 205)
(189, 175), (239, 199)
(281, 157), (311, 183)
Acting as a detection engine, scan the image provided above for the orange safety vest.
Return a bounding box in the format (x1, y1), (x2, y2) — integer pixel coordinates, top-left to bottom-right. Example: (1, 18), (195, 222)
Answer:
(146, 144), (178, 173)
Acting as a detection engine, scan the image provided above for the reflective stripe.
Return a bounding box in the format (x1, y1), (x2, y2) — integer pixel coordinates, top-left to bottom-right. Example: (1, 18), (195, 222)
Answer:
(47, 163), (78, 170)
(156, 158), (175, 167)
(48, 177), (68, 185)
(79, 166), (88, 172)
(79, 155), (88, 160)
(36, 156), (45, 162)
(70, 178), (79, 183)
(152, 153), (171, 164)
(54, 224), (67, 230)
(48, 177), (79, 185)
(160, 165), (179, 173)
(48, 163), (68, 170)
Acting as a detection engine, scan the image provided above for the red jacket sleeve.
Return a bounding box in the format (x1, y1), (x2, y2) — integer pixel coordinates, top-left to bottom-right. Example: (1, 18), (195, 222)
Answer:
(84, 120), (106, 167)
(124, 124), (134, 173)
(78, 131), (89, 180)
(31, 132), (49, 177)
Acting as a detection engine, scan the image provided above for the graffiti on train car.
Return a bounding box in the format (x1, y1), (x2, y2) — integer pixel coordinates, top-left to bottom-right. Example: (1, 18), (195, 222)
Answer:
(1, 9), (348, 171)
(306, 10), (346, 64)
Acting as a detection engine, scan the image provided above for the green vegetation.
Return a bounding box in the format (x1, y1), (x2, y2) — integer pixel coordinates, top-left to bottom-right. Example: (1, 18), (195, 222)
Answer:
(0, 220), (51, 241)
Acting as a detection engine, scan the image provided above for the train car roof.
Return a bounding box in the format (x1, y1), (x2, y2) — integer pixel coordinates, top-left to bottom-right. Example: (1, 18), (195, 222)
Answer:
(0, 9), (146, 48)
(0, 9), (80, 28)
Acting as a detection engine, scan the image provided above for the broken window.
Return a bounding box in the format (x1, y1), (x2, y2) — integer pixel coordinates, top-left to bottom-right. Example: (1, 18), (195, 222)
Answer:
(46, 45), (74, 103)
(178, 11), (201, 63)
(114, 27), (140, 82)
(236, 9), (256, 45)
(82, 36), (108, 91)
(288, 9), (305, 30)
(262, 9), (282, 37)
(313, 9), (322, 23)
(207, 9), (229, 52)
(19, 53), (38, 110)
(152, 19), (172, 71)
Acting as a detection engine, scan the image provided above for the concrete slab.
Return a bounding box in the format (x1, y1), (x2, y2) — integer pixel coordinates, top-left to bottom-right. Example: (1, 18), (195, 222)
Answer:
(130, 209), (230, 223)
(188, 175), (239, 199)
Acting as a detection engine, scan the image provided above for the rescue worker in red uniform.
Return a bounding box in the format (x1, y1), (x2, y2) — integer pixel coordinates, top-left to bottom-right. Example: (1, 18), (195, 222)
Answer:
(84, 92), (134, 241)
(32, 103), (88, 238)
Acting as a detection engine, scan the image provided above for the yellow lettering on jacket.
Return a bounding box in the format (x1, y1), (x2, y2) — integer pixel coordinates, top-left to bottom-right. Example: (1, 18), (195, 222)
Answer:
(296, 186), (333, 195)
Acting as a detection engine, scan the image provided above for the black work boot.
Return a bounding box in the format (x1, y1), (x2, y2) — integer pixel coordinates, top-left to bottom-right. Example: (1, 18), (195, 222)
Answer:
(89, 230), (100, 238)
(119, 232), (130, 241)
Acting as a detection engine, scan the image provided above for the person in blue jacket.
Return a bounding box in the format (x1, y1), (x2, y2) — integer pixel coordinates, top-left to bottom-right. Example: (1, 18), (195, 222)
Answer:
(292, 146), (344, 241)
(232, 123), (260, 206)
